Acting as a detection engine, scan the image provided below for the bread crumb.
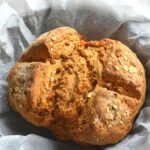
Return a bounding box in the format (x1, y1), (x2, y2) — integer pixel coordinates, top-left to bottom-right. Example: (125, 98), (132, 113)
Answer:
(126, 110), (130, 116)
(106, 82), (111, 87)
(118, 87), (123, 92)
(14, 87), (20, 92)
(109, 114), (114, 120)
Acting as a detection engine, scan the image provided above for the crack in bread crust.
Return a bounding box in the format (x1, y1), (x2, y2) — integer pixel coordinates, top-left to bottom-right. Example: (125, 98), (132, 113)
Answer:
(7, 27), (146, 146)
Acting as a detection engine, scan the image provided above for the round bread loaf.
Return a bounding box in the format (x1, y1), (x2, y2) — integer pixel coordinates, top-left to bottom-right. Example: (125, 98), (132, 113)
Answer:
(7, 27), (146, 146)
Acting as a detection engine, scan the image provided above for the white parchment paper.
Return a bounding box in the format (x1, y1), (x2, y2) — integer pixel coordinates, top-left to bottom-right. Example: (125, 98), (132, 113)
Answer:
(0, 0), (150, 149)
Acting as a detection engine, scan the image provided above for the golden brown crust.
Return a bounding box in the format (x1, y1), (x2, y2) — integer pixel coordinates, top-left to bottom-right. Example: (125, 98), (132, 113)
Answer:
(7, 27), (146, 146)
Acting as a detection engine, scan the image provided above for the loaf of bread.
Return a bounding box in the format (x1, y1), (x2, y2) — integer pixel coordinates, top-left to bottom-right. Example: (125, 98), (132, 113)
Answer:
(7, 27), (146, 146)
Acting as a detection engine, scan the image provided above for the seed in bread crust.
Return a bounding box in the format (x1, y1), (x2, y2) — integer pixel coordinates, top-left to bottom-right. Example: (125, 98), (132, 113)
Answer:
(119, 121), (123, 124)
(123, 56), (128, 61)
(114, 66), (119, 71)
(108, 124), (112, 128)
(86, 92), (93, 98)
(111, 54), (115, 58)
(118, 59), (122, 64)
(133, 52), (137, 57)
(50, 77), (54, 82)
(128, 66), (138, 73)
(112, 105), (118, 110)
(51, 35), (57, 41)
(50, 48), (53, 51)
(70, 44), (74, 47)
(123, 65), (128, 71)
(108, 62), (112, 65)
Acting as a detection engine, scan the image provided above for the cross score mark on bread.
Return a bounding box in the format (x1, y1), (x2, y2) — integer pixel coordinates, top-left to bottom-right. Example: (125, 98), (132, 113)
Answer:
(7, 27), (146, 146)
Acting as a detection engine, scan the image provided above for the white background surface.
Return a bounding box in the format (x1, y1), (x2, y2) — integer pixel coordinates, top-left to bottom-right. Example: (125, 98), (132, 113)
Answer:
(0, 0), (150, 149)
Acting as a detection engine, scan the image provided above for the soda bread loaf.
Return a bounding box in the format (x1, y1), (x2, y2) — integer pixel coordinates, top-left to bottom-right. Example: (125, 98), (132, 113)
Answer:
(7, 27), (146, 146)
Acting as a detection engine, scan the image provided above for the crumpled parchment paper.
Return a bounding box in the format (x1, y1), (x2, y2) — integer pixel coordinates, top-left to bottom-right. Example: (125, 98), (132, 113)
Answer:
(0, 0), (150, 149)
